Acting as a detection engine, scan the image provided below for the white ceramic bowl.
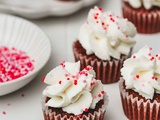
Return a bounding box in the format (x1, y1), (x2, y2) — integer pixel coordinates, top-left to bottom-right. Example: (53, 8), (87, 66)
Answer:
(0, 0), (99, 19)
(0, 13), (51, 96)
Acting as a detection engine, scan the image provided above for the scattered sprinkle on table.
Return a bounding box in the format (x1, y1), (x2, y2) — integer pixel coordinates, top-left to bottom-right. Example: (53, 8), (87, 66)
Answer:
(2, 111), (6, 115)
(0, 46), (34, 84)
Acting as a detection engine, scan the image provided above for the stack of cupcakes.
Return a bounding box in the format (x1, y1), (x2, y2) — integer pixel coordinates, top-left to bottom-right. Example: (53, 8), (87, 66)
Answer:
(73, 6), (137, 84)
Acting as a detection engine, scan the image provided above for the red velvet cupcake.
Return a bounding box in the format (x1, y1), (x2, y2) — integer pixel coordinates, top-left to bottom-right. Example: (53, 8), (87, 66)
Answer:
(122, 0), (160, 34)
(42, 61), (108, 120)
(119, 46), (160, 120)
(73, 6), (137, 84)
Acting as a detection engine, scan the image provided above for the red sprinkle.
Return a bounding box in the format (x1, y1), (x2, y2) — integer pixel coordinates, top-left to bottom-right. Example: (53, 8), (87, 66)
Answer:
(59, 81), (62, 84)
(21, 93), (25, 97)
(85, 73), (88, 76)
(0, 46), (34, 83)
(136, 75), (139, 79)
(98, 7), (103, 11)
(84, 108), (88, 112)
(150, 57), (154, 61)
(74, 80), (77, 85)
(42, 76), (46, 82)
(101, 90), (105, 94)
(156, 54), (158, 57)
(94, 16), (98, 19)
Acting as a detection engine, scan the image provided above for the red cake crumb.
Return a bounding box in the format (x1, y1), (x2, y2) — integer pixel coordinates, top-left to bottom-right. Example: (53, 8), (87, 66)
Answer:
(0, 46), (34, 83)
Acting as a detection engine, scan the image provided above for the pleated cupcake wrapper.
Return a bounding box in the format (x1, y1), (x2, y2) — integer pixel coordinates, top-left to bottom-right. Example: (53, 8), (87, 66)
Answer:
(73, 44), (129, 84)
(122, 2), (160, 34)
(119, 79), (160, 120)
(42, 95), (108, 120)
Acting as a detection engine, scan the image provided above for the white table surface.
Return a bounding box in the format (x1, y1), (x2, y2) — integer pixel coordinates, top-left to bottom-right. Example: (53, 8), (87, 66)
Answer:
(0, 0), (160, 120)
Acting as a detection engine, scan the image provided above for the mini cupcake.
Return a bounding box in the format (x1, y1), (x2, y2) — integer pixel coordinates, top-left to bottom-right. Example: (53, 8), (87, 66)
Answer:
(119, 46), (160, 120)
(42, 61), (108, 120)
(73, 6), (137, 84)
(122, 0), (160, 34)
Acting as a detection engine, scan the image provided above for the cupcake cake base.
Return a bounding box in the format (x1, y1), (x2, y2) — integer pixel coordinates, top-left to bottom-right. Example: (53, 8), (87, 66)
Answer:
(42, 95), (108, 120)
(73, 40), (131, 84)
(119, 79), (160, 120)
(122, 2), (160, 34)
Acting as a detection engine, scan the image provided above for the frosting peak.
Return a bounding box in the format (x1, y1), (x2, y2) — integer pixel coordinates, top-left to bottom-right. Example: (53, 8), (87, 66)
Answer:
(43, 61), (105, 115)
(125, 0), (160, 10)
(78, 6), (136, 60)
(121, 46), (160, 99)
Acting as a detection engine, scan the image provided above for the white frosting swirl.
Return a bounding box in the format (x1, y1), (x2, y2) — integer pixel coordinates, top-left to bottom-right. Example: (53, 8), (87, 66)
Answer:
(43, 61), (106, 115)
(125, 0), (160, 10)
(78, 6), (136, 60)
(121, 46), (160, 99)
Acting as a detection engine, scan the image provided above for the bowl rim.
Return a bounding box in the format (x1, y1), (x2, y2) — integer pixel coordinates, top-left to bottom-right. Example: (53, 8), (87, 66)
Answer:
(0, 13), (52, 87)
(0, 0), (99, 18)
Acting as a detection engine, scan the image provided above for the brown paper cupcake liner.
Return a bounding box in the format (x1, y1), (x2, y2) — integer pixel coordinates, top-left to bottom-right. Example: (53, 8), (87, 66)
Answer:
(42, 95), (108, 120)
(122, 2), (160, 34)
(73, 40), (131, 84)
(119, 79), (160, 120)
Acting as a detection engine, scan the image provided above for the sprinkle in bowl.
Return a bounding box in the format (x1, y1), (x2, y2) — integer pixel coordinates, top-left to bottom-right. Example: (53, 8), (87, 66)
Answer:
(0, 13), (51, 96)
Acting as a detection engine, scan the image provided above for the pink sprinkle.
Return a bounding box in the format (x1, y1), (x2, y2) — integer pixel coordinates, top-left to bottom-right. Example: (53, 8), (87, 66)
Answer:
(0, 46), (34, 84)
(148, 53), (151, 56)
(65, 74), (69, 77)
(133, 56), (136, 59)
(2, 111), (6, 115)
(45, 87), (49, 90)
(93, 96), (96, 99)
(98, 94), (101, 97)
(7, 103), (11, 106)
(83, 80), (86, 83)
(88, 86), (92, 90)
(149, 47), (152, 50)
